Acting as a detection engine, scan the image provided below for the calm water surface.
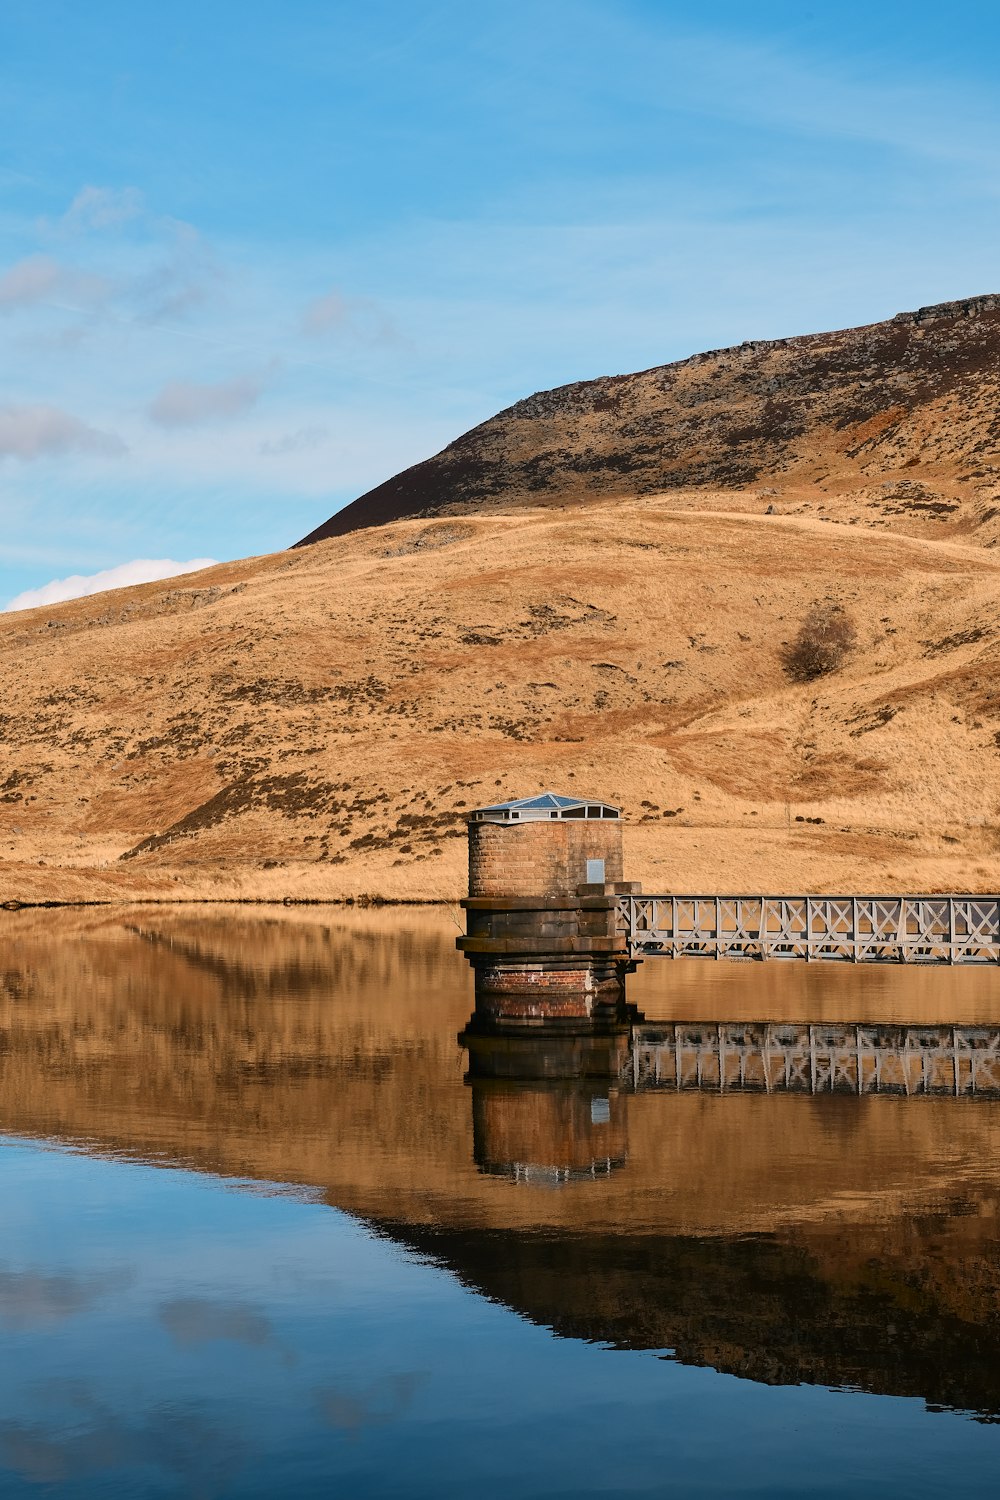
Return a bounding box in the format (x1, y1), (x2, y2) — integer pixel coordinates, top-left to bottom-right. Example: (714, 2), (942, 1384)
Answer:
(2, 905), (1000, 1497)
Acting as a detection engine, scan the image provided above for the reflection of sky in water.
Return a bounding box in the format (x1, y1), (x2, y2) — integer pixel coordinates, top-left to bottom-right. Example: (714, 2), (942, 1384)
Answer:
(3, 1138), (1000, 1499)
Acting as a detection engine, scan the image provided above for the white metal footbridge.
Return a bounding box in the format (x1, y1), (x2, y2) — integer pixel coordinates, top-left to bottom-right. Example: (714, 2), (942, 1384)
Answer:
(616, 895), (1000, 965)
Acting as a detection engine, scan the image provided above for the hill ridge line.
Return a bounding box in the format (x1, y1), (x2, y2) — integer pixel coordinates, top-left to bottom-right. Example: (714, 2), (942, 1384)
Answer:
(296, 292), (1000, 546)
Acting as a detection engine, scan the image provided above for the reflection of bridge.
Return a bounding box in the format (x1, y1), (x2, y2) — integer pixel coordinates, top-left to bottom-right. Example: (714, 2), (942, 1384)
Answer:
(617, 895), (1000, 964)
(626, 1022), (1000, 1097)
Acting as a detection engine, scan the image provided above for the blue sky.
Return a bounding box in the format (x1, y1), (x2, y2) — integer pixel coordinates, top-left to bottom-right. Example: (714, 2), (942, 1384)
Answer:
(2, 0), (1000, 606)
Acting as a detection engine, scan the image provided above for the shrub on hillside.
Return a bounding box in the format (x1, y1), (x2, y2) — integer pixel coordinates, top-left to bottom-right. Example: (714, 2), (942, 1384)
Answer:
(781, 602), (857, 681)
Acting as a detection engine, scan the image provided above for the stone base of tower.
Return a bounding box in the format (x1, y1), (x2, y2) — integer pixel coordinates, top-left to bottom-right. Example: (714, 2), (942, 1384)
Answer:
(468, 955), (629, 1023)
(457, 890), (640, 1026)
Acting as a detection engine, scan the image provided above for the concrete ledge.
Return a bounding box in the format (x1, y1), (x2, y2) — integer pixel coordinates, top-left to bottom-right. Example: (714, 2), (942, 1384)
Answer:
(456, 935), (630, 957)
(575, 881), (642, 897)
(462, 895), (624, 913)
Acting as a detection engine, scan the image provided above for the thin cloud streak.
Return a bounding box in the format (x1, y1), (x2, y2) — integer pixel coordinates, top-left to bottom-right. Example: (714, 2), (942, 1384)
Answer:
(301, 286), (400, 345)
(147, 371), (270, 427)
(0, 256), (61, 308)
(0, 255), (110, 312)
(134, 220), (225, 323)
(0, 405), (125, 461)
(259, 424), (328, 456)
(301, 288), (351, 334)
(56, 184), (145, 235)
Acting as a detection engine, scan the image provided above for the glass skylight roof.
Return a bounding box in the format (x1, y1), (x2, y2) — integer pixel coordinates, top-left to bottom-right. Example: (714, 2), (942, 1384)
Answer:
(469, 792), (620, 822)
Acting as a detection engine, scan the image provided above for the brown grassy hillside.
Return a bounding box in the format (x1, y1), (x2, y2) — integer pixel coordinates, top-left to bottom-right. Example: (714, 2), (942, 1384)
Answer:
(298, 294), (1000, 546)
(2, 491), (999, 903)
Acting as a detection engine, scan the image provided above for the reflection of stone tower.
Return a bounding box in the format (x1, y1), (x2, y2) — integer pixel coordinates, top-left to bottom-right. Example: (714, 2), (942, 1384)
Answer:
(470, 1078), (629, 1184)
(457, 792), (641, 1026)
(460, 1020), (635, 1081)
(458, 936), (638, 1182)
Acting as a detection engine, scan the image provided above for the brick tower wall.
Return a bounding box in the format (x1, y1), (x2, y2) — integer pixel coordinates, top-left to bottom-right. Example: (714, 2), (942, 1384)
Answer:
(468, 818), (624, 898)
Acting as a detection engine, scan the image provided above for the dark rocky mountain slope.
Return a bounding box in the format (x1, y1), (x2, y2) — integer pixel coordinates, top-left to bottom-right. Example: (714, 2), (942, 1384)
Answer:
(297, 294), (1000, 546)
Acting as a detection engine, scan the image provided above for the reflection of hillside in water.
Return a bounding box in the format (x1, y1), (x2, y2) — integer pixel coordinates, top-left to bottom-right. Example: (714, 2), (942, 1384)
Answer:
(389, 1213), (1000, 1418)
(3, 907), (1000, 1417)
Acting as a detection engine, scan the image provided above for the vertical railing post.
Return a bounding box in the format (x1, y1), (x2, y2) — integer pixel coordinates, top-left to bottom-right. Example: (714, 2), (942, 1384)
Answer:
(852, 897), (859, 962)
(805, 897), (812, 961)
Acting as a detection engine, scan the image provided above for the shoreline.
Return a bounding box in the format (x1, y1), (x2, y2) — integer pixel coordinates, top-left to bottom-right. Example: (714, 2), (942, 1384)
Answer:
(0, 893), (452, 912)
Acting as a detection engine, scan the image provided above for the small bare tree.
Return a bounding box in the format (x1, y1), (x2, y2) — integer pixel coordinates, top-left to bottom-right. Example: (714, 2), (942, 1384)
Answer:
(781, 601), (857, 681)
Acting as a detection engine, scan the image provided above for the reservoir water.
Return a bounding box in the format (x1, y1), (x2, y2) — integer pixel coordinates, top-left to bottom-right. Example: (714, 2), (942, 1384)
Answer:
(2, 905), (1000, 1497)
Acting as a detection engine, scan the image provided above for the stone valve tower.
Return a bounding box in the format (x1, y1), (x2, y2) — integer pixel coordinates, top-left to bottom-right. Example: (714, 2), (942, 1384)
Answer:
(457, 793), (642, 1075)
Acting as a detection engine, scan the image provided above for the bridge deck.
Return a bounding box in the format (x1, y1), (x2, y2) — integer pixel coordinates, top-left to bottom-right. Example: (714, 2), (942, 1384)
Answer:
(616, 894), (1000, 964)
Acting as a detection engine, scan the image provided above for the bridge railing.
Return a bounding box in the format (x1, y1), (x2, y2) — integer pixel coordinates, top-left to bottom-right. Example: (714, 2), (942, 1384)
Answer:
(615, 895), (1000, 964)
(625, 1022), (1000, 1097)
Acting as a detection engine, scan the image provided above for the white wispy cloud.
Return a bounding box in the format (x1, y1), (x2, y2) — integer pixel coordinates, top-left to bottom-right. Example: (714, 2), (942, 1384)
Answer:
(57, 184), (146, 235)
(301, 286), (399, 343)
(302, 288), (351, 335)
(0, 256), (61, 308)
(0, 255), (110, 312)
(133, 219), (225, 322)
(34, 187), (225, 324)
(4, 556), (218, 613)
(259, 424), (329, 456)
(0, 404), (126, 461)
(147, 369), (271, 427)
